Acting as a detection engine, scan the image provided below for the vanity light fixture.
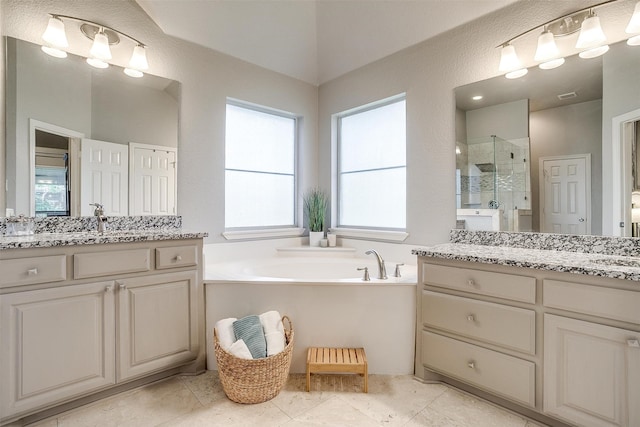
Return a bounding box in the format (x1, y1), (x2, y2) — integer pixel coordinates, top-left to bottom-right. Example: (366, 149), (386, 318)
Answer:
(496, 0), (637, 79)
(40, 14), (149, 78)
(626, 1), (640, 45)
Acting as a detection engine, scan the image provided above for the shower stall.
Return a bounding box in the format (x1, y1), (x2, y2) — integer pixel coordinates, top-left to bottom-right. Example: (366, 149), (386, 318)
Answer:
(456, 135), (532, 232)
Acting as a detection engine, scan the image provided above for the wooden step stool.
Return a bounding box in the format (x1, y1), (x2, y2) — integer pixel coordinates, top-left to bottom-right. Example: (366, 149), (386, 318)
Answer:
(306, 347), (368, 393)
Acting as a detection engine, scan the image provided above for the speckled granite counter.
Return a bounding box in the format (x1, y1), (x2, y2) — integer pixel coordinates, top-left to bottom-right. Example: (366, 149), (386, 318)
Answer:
(0, 229), (208, 250)
(413, 230), (640, 282)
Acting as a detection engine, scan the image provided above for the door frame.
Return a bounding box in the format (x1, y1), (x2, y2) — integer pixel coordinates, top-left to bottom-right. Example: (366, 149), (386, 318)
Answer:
(538, 153), (592, 234)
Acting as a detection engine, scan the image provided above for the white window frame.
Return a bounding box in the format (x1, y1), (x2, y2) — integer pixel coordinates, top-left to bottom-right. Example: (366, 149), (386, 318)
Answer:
(222, 99), (303, 240)
(332, 94), (408, 242)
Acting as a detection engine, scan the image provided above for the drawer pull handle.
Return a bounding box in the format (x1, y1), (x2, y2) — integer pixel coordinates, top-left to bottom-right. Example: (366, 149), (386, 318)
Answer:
(105, 285), (113, 293)
(467, 361), (475, 369)
(628, 339), (640, 348)
(467, 279), (475, 286)
(27, 268), (38, 276)
(467, 314), (475, 322)
(174, 255), (183, 262)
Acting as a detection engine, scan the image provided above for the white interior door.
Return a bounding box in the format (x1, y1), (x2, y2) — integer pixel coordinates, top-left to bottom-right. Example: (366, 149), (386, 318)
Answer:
(129, 143), (177, 216)
(539, 154), (591, 234)
(80, 139), (129, 216)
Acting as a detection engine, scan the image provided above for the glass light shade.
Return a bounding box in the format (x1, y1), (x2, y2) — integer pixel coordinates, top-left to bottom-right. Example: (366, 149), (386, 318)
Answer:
(42, 17), (68, 48)
(539, 57), (565, 70)
(128, 45), (149, 70)
(534, 30), (559, 61)
(86, 57), (109, 69)
(626, 2), (640, 34)
(89, 32), (112, 61)
(632, 208), (640, 223)
(579, 44), (609, 59)
(628, 34), (640, 46)
(498, 44), (521, 72)
(576, 14), (606, 49)
(505, 68), (528, 79)
(41, 46), (67, 58)
(124, 68), (143, 78)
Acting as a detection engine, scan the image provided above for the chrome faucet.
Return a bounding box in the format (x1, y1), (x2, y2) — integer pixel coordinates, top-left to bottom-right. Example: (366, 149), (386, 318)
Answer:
(90, 203), (108, 234)
(365, 249), (387, 279)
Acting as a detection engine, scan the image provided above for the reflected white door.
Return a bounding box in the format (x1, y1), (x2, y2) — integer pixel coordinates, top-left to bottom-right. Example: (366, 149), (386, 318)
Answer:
(80, 139), (129, 216)
(540, 154), (591, 234)
(129, 143), (177, 216)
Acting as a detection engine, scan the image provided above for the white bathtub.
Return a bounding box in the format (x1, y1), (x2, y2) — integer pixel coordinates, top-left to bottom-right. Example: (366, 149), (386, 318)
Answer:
(204, 250), (417, 375)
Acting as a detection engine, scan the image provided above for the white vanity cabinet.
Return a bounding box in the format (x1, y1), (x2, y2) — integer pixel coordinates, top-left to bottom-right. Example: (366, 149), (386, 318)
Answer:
(416, 257), (640, 427)
(0, 238), (203, 424)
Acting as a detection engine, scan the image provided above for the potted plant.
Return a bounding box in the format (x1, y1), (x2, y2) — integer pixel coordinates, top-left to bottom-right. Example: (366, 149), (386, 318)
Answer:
(303, 188), (328, 246)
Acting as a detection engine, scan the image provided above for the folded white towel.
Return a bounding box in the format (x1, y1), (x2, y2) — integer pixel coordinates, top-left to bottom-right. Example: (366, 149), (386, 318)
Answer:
(264, 331), (286, 356)
(215, 317), (237, 350)
(259, 310), (284, 335)
(228, 339), (253, 360)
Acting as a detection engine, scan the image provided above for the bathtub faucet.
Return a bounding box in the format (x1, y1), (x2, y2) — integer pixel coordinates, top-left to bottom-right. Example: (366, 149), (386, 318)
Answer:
(365, 249), (387, 279)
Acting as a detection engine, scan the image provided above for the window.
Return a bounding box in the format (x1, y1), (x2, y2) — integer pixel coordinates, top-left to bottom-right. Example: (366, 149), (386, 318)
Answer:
(337, 96), (406, 229)
(225, 101), (297, 228)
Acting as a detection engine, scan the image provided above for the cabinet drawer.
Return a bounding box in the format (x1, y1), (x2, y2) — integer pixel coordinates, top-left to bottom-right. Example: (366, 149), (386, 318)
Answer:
(155, 245), (198, 270)
(0, 255), (66, 288)
(422, 291), (535, 354)
(422, 263), (536, 303)
(74, 249), (150, 279)
(422, 331), (535, 407)
(543, 280), (640, 324)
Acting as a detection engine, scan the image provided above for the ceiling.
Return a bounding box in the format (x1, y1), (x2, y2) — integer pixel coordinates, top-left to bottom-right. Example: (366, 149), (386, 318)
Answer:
(135, 0), (518, 85)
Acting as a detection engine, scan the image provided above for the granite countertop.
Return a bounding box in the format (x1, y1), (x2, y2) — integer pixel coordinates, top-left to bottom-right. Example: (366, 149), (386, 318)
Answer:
(0, 229), (208, 250)
(413, 243), (640, 282)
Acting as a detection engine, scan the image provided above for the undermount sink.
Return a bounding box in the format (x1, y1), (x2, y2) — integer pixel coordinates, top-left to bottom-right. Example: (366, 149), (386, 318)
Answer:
(591, 257), (640, 268)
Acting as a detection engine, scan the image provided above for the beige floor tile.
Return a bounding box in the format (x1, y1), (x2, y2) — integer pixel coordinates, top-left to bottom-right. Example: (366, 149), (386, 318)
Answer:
(285, 396), (379, 426)
(23, 419), (58, 427)
(336, 375), (449, 426)
(271, 374), (337, 418)
(404, 406), (466, 427)
(56, 378), (202, 427)
(179, 371), (227, 406)
(426, 389), (528, 427)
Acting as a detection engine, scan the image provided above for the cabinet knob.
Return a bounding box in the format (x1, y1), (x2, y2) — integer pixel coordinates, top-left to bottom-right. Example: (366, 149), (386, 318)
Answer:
(105, 285), (113, 293)
(467, 314), (475, 322)
(175, 255), (183, 262)
(27, 268), (38, 276)
(119, 283), (127, 291)
(467, 361), (475, 369)
(628, 339), (640, 348)
(467, 279), (475, 286)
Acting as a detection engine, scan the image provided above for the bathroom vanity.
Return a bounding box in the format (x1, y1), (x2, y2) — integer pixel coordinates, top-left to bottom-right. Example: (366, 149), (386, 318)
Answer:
(414, 231), (640, 427)
(0, 224), (207, 426)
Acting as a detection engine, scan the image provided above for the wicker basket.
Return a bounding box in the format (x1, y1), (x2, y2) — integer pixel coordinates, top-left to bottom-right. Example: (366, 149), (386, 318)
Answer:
(214, 315), (294, 404)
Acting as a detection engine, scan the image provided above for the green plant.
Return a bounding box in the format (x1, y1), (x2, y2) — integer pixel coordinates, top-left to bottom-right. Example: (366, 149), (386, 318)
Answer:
(303, 188), (328, 232)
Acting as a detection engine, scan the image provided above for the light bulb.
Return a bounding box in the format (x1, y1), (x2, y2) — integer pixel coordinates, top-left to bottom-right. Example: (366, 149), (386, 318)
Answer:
(124, 68), (144, 78)
(41, 46), (67, 58)
(628, 34), (640, 46)
(505, 68), (528, 79)
(89, 31), (112, 61)
(579, 45), (609, 59)
(86, 57), (109, 69)
(539, 58), (565, 70)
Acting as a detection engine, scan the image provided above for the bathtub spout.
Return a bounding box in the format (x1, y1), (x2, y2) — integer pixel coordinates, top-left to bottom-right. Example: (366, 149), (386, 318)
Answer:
(365, 249), (387, 279)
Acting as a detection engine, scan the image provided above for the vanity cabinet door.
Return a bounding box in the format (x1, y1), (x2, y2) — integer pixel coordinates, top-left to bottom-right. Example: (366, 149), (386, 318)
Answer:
(116, 270), (198, 381)
(544, 314), (640, 427)
(0, 281), (116, 419)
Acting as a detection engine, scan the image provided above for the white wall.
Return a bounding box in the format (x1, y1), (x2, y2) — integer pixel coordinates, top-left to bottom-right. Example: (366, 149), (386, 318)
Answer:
(530, 99), (603, 234)
(466, 99), (529, 141)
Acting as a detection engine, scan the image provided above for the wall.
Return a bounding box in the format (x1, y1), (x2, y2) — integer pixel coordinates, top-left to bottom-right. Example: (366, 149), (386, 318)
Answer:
(466, 99), (529, 141)
(530, 99), (603, 234)
(1, 0), (318, 241)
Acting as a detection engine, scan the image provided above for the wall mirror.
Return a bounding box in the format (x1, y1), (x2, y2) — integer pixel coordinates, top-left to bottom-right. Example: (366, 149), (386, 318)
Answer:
(455, 39), (640, 237)
(4, 37), (180, 218)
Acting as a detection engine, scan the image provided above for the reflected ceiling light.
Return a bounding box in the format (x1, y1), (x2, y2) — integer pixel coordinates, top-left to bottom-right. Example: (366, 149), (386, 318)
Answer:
(626, 1), (640, 45)
(39, 14), (149, 77)
(472, 95), (483, 101)
(496, 1), (638, 77)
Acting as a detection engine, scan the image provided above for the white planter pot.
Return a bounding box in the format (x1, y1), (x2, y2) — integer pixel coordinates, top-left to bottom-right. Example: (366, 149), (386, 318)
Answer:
(309, 231), (324, 247)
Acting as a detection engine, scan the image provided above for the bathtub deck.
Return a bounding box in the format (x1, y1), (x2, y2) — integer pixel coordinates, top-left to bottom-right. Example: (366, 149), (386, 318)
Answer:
(306, 347), (368, 393)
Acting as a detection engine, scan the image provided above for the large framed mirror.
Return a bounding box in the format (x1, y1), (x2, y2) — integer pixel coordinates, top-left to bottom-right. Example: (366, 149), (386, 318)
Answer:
(455, 39), (640, 237)
(4, 37), (180, 218)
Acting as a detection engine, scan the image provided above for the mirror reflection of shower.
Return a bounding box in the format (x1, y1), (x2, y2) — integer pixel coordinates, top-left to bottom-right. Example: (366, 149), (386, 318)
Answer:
(456, 135), (532, 232)
(35, 130), (72, 216)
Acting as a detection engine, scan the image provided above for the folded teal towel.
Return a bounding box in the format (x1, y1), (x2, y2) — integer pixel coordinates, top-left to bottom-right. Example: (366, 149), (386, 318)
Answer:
(233, 315), (267, 359)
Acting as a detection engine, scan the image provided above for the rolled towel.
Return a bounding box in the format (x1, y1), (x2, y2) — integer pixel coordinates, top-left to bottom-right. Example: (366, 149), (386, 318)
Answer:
(228, 339), (253, 360)
(264, 331), (286, 356)
(259, 310), (285, 335)
(233, 315), (267, 359)
(215, 317), (237, 351)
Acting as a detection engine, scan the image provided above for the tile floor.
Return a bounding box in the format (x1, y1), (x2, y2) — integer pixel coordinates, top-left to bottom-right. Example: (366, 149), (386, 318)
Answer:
(28, 372), (547, 426)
